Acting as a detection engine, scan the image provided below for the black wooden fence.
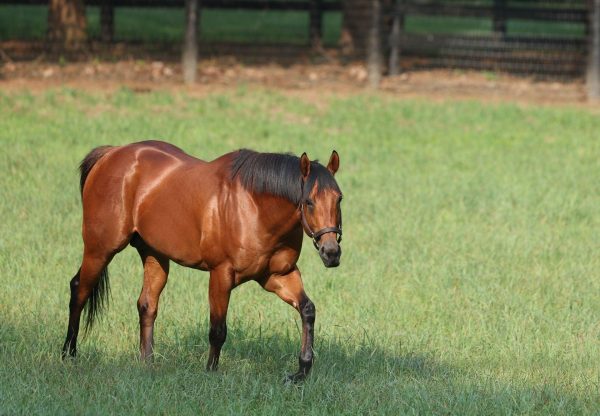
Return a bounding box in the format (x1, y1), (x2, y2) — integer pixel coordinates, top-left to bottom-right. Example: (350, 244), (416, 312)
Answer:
(1, 0), (600, 93)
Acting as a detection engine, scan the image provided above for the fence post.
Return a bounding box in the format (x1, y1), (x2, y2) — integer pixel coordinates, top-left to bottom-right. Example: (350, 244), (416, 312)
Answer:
(309, 0), (323, 49)
(183, 0), (200, 84)
(493, 0), (507, 37)
(100, 0), (114, 43)
(388, 0), (404, 76)
(367, 0), (383, 88)
(588, 0), (600, 100)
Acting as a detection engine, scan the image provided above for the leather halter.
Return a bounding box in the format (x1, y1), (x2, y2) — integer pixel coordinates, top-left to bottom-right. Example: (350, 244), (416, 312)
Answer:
(300, 202), (342, 251)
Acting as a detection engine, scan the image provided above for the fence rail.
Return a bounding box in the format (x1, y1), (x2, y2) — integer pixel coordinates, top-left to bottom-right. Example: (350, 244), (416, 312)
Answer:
(395, 3), (587, 23)
(2, 0), (586, 20)
(0, 0), (341, 9)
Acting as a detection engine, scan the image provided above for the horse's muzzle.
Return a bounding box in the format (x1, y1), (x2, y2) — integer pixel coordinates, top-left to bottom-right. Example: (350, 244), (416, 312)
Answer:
(319, 240), (341, 268)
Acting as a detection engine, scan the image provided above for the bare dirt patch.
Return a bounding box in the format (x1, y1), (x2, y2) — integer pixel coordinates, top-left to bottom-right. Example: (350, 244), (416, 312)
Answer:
(0, 56), (589, 106)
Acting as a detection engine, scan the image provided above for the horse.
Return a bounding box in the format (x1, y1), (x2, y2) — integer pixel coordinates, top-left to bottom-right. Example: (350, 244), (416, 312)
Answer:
(61, 140), (343, 381)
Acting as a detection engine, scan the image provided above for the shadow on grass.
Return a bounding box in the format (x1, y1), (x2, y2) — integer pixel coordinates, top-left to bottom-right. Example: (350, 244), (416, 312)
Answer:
(5, 316), (437, 380)
(0, 318), (594, 414)
(183, 325), (448, 383)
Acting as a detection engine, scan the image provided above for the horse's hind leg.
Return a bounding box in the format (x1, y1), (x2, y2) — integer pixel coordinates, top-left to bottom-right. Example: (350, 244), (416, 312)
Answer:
(61, 251), (112, 358)
(134, 239), (169, 361)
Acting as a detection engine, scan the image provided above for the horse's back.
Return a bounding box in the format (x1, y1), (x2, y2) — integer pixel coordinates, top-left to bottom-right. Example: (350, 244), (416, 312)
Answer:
(83, 140), (201, 205)
(128, 140), (203, 164)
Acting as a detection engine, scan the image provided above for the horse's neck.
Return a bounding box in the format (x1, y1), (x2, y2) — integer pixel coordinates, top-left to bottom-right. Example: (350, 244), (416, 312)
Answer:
(254, 195), (302, 238)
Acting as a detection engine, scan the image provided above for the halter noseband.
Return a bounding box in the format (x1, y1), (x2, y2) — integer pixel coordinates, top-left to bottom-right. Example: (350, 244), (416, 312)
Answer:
(300, 202), (342, 251)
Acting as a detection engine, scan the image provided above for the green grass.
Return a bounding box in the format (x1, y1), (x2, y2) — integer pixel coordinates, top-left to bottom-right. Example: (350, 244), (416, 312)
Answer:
(0, 5), (585, 43)
(1, 87), (600, 414)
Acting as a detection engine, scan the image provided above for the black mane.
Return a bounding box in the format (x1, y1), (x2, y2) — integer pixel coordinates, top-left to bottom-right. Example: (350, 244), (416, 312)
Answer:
(230, 149), (340, 205)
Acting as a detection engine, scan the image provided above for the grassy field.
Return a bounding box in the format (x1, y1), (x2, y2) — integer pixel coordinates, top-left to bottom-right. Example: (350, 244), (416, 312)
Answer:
(1, 87), (600, 414)
(0, 5), (585, 44)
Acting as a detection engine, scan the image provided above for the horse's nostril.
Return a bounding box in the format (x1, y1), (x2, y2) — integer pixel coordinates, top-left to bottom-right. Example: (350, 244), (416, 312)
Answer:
(320, 245), (339, 259)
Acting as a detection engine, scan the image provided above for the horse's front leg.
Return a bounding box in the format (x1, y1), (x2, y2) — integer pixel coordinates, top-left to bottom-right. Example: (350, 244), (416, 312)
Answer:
(262, 267), (315, 382)
(206, 266), (234, 371)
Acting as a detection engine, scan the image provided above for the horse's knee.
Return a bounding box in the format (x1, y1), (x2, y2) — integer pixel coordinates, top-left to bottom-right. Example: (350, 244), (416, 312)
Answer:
(300, 299), (316, 324)
(137, 300), (157, 325)
(209, 323), (227, 347)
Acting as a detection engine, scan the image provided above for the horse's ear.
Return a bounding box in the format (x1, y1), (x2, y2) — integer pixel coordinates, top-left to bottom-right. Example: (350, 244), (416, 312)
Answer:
(327, 150), (339, 175)
(300, 152), (311, 180)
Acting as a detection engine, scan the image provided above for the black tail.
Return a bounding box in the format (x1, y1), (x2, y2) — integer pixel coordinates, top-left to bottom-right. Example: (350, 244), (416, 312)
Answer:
(79, 145), (113, 332)
(83, 267), (110, 333)
(79, 145), (113, 196)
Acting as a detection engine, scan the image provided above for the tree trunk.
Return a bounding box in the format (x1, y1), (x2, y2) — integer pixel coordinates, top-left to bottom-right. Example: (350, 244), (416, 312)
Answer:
(47, 0), (87, 53)
(182, 0), (200, 84)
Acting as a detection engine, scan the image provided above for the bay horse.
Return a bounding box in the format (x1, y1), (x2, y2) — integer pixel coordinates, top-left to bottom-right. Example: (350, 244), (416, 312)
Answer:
(61, 140), (343, 381)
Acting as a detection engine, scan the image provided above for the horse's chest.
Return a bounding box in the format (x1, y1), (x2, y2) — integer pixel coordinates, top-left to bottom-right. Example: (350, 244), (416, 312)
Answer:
(233, 245), (300, 283)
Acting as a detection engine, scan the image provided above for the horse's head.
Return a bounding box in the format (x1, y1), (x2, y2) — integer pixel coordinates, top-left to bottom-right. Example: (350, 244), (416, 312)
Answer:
(299, 151), (343, 268)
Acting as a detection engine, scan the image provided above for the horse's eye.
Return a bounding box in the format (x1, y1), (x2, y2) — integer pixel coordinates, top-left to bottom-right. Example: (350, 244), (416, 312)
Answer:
(306, 199), (314, 208)
(338, 195), (343, 204)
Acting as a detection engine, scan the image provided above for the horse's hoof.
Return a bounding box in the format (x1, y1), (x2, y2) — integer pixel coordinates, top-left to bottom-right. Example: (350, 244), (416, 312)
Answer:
(61, 349), (76, 360)
(284, 371), (306, 384)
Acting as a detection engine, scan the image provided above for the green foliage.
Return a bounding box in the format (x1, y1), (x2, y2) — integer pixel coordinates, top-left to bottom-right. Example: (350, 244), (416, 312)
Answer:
(1, 88), (600, 414)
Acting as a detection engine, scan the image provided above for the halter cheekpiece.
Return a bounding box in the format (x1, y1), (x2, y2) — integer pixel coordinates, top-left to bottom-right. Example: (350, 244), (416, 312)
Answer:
(300, 202), (342, 250)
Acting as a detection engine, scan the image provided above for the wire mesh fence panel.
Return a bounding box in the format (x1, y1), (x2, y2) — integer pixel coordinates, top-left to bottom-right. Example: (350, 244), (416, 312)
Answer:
(387, 0), (588, 77)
